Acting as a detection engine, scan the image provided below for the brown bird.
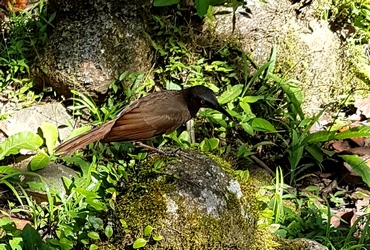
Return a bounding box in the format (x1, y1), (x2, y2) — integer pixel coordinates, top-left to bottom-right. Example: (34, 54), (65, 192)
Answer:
(55, 85), (232, 156)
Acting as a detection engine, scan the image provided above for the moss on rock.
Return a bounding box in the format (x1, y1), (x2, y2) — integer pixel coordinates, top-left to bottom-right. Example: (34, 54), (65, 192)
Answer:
(98, 150), (281, 249)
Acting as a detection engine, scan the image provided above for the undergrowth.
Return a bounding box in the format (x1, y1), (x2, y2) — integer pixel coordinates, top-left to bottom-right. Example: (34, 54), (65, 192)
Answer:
(0, 3), (369, 250)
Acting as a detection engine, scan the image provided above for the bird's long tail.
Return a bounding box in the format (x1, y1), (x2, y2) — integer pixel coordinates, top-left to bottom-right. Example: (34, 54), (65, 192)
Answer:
(55, 120), (116, 156)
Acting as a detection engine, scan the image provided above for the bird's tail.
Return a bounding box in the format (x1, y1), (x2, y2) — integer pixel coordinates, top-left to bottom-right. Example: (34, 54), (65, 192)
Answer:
(55, 120), (116, 156)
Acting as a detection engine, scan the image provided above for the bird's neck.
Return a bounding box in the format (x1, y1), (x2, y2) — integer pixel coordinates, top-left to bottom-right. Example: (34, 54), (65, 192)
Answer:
(182, 88), (201, 117)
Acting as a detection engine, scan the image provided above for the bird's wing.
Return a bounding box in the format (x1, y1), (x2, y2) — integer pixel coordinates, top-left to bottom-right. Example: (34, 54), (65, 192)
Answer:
(102, 93), (191, 142)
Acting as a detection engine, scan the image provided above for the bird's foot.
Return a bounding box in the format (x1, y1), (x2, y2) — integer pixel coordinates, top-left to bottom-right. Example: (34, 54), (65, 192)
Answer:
(134, 142), (180, 156)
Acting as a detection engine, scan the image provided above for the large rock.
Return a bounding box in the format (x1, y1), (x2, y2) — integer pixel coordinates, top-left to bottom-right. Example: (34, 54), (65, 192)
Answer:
(99, 149), (327, 250)
(0, 102), (73, 142)
(31, 0), (152, 100)
(211, 0), (366, 117)
(101, 149), (261, 249)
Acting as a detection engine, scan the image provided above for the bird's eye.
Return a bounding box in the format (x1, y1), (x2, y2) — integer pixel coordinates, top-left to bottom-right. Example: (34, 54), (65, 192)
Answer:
(200, 100), (206, 105)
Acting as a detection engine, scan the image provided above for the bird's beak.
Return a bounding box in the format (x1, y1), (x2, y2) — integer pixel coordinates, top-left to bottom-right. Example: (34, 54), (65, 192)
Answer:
(215, 105), (233, 120)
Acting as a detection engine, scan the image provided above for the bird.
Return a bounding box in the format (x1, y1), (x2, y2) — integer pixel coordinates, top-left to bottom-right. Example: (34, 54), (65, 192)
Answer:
(54, 85), (232, 156)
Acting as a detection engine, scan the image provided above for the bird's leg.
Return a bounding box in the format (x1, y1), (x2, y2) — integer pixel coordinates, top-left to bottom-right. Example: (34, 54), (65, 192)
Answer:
(134, 142), (180, 156)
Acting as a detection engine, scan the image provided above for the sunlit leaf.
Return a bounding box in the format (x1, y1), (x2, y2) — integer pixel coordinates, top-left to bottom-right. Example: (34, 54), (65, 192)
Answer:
(41, 123), (58, 155)
(152, 235), (163, 241)
(240, 96), (264, 103)
(334, 126), (370, 140)
(105, 225), (113, 238)
(0, 132), (43, 160)
(87, 232), (100, 240)
(63, 126), (91, 142)
(133, 238), (147, 249)
(340, 155), (370, 187)
(0, 166), (20, 174)
(218, 84), (243, 104)
(143, 225), (153, 237)
(29, 152), (50, 171)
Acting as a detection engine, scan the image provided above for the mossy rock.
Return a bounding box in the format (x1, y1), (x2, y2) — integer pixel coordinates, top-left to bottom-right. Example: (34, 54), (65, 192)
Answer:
(97, 149), (275, 249)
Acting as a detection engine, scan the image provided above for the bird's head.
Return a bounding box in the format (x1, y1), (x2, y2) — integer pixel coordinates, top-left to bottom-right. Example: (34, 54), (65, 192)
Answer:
(187, 85), (233, 119)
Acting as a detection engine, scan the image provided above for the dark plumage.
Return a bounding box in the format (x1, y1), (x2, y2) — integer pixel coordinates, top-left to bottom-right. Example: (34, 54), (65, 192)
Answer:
(55, 85), (231, 156)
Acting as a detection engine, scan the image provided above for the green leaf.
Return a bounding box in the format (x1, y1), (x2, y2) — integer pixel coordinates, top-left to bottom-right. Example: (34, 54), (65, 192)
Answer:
(153, 0), (180, 6)
(143, 225), (153, 237)
(251, 118), (276, 132)
(267, 46), (277, 77)
(133, 238), (147, 249)
(235, 170), (250, 180)
(305, 145), (323, 163)
(305, 185), (320, 192)
(218, 84), (243, 104)
(199, 138), (219, 152)
(0, 166), (20, 174)
(239, 102), (251, 114)
(195, 0), (210, 16)
(22, 224), (43, 250)
(243, 61), (272, 96)
(240, 96), (264, 103)
(63, 126), (91, 142)
(105, 225), (113, 238)
(89, 245), (99, 250)
(0, 132), (43, 160)
(334, 126), (370, 140)
(152, 235), (163, 241)
(306, 131), (335, 143)
(88, 216), (104, 230)
(41, 123), (58, 155)
(178, 130), (190, 144)
(340, 155), (370, 187)
(9, 237), (22, 250)
(279, 80), (304, 120)
(165, 80), (182, 90)
(29, 152), (50, 171)
(241, 122), (254, 136)
(87, 232), (100, 240)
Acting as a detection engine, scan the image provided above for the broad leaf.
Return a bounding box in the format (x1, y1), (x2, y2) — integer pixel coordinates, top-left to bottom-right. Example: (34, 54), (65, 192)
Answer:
(195, 0), (210, 16)
(306, 131), (335, 143)
(105, 225), (113, 239)
(240, 95), (264, 103)
(199, 138), (219, 152)
(152, 235), (163, 241)
(22, 224), (43, 250)
(29, 152), (51, 171)
(143, 225), (153, 237)
(87, 232), (100, 240)
(41, 123), (58, 155)
(133, 238), (147, 249)
(0, 166), (20, 174)
(251, 118), (276, 132)
(241, 122), (254, 136)
(340, 155), (370, 187)
(0, 132), (43, 160)
(334, 126), (370, 140)
(218, 84), (243, 104)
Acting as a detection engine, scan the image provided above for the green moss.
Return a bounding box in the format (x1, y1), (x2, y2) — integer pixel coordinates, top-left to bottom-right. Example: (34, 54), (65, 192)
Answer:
(97, 150), (287, 249)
